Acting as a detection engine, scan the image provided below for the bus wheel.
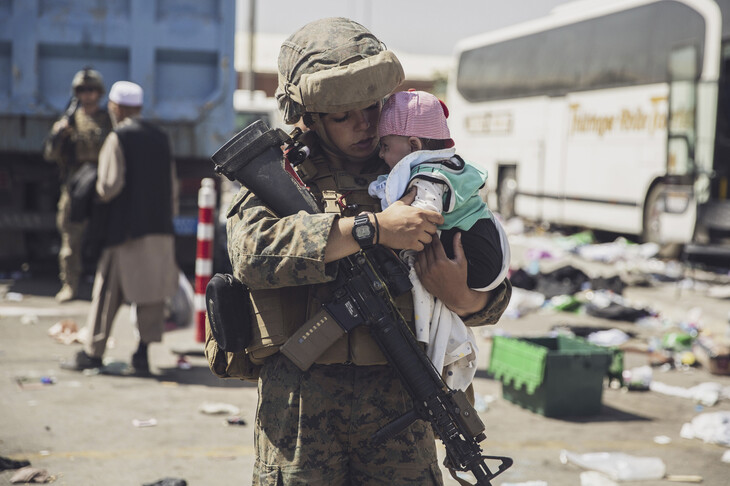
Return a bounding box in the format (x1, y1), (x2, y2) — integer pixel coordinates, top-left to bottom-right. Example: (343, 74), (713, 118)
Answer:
(642, 183), (682, 258)
(497, 167), (517, 220)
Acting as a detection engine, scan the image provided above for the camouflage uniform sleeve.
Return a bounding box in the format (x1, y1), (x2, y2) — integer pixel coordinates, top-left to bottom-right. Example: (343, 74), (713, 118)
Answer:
(462, 278), (512, 327)
(226, 187), (339, 289)
(43, 117), (68, 163)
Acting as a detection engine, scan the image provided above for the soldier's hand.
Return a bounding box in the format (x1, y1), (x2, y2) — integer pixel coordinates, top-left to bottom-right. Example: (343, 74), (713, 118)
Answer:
(377, 188), (444, 251)
(414, 232), (488, 316)
(52, 118), (71, 135)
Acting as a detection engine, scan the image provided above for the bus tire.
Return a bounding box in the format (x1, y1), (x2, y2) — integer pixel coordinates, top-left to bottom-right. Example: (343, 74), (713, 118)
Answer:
(497, 167), (517, 220)
(642, 183), (682, 259)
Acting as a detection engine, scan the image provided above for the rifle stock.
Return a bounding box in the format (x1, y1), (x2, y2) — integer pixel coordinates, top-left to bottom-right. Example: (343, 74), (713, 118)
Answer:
(210, 120), (513, 485)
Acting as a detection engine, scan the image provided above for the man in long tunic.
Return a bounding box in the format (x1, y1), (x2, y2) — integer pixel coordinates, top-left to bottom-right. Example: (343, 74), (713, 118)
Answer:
(61, 81), (178, 374)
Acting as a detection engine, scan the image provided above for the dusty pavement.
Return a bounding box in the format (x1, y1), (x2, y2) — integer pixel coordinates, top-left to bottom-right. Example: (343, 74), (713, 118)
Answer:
(1, 229), (730, 486)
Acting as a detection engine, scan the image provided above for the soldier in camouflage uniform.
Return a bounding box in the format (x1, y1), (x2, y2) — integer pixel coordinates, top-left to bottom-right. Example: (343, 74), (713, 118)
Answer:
(226, 18), (512, 485)
(44, 68), (112, 303)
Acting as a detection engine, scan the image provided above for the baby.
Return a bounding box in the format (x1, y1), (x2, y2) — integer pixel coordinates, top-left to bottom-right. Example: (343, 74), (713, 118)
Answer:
(370, 90), (510, 390)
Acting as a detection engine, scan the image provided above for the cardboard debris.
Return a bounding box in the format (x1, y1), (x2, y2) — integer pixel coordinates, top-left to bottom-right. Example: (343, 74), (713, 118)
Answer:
(693, 336), (730, 375)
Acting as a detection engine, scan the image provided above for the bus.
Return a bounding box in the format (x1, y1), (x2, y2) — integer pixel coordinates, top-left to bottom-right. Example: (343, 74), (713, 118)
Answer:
(447, 0), (730, 260)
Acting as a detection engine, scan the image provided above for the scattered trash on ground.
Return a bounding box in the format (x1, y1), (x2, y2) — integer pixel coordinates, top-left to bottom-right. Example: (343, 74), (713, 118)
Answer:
(707, 285), (730, 299)
(225, 416), (247, 426)
(665, 474), (704, 483)
(4, 292), (23, 302)
(650, 381), (724, 407)
(176, 356), (192, 370)
(47, 319), (88, 345)
(9, 466), (52, 483)
(503, 287), (545, 319)
(473, 392), (495, 413)
(586, 328), (631, 347)
(622, 365), (653, 391)
(575, 237), (659, 264)
(198, 402), (240, 416)
(722, 450), (730, 463)
(0, 456), (30, 471)
(560, 450), (666, 481)
(680, 411), (730, 446)
(580, 471), (618, 486)
(15, 376), (57, 390)
(692, 336), (730, 375)
(166, 271), (195, 330)
(132, 418), (158, 428)
(142, 478), (188, 486)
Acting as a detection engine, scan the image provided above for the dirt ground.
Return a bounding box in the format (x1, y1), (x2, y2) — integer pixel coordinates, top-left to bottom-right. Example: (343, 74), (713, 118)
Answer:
(1, 229), (729, 485)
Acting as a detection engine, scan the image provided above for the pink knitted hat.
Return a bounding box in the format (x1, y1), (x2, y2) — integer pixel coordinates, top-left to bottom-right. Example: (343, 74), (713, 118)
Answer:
(378, 90), (454, 147)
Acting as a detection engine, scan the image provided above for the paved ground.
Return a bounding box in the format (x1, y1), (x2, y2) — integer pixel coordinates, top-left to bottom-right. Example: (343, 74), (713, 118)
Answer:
(1, 233), (730, 485)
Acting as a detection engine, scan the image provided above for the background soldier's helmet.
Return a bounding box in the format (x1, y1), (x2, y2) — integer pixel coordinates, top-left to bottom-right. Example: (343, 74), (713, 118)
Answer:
(71, 68), (105, 94)
(275, 17), (405, 125)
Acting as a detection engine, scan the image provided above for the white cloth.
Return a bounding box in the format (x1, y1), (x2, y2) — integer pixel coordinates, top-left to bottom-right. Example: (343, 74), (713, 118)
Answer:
(402, 248), (478, 392)
(368, 148), (456, 210)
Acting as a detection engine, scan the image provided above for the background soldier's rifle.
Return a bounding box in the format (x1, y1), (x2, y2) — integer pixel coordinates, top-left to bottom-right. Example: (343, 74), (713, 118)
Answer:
(48, 95), (79, 181)
(209, 120), (513, 485)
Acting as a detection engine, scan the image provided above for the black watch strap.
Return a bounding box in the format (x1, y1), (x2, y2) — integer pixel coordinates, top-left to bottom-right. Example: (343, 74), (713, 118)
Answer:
(351, 212), (376, 249)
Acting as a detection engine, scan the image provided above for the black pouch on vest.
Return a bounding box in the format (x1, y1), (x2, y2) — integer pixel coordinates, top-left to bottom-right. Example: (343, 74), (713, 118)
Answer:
(205, 273), (252, 353)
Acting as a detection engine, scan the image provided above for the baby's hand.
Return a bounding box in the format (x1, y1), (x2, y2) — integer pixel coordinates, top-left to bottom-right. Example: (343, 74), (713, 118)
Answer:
(377, 188), (442, 251)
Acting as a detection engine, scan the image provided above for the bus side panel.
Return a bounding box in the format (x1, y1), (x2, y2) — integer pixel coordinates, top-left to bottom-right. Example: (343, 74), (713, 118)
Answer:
(561, 84), (669, 234)
(506, 99), (550, 221)
(452, 98), (550, 221)
(540, 97), (569, 224)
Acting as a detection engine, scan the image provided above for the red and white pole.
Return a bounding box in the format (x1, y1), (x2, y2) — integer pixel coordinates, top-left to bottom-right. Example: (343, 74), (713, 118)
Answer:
(194, 178), (216, 343)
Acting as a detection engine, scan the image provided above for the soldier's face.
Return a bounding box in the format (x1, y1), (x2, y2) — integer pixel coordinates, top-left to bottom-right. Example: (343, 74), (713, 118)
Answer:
(76, 86), (101, 109)
(320, 102), (381, 160)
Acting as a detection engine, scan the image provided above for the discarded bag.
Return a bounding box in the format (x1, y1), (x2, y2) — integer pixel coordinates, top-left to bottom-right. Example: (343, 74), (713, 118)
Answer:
(10, 466), (51, 484)
(535, 265), (590, 298)
(0, 456), (30, 471)
(143, 478), (187, 486)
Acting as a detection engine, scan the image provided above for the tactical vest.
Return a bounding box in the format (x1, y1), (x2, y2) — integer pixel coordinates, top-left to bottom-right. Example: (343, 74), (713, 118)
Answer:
(241, 150), (415, 366)
(73, 108), (112, 165)
(57, 109), (112, 183)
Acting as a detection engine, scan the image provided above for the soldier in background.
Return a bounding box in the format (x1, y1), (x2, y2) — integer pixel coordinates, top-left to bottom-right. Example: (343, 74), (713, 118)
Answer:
(44, 68), (112, 303)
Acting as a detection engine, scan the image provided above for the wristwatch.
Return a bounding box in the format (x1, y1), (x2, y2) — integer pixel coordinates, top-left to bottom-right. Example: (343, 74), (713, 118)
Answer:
(351, 212), (376, 249)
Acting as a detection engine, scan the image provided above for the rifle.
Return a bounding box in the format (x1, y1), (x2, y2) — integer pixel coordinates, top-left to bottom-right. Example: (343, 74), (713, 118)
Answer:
(210, 120), (513, 485)
(63, 95), (80, 124)
(46, 95), (79, 180)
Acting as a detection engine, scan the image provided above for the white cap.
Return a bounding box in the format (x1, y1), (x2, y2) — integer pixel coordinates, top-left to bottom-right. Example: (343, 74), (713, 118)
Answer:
(108, 81), (143, 107)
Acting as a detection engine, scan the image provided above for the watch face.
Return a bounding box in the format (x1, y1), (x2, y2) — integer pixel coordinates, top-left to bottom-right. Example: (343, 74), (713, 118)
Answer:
(352, 213), (375, 248)
(355, 225), (372, 238)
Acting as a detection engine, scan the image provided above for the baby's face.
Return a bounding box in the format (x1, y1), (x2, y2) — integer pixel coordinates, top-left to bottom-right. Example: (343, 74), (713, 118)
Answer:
(378, 134), (413, 169)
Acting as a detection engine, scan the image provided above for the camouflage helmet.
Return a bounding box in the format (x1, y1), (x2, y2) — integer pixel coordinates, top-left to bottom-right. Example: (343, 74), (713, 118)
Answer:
(275, 17), (405, 124)
(71, 68), (105, 94)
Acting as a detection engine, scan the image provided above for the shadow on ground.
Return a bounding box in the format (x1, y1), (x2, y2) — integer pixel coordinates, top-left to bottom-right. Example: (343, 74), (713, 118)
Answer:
(7, 276), (93, 300)
(155, 364), (255, 388)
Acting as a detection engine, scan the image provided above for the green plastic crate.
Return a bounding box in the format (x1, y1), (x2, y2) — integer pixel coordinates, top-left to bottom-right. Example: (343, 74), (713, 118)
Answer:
(488, 335), (614, 417)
